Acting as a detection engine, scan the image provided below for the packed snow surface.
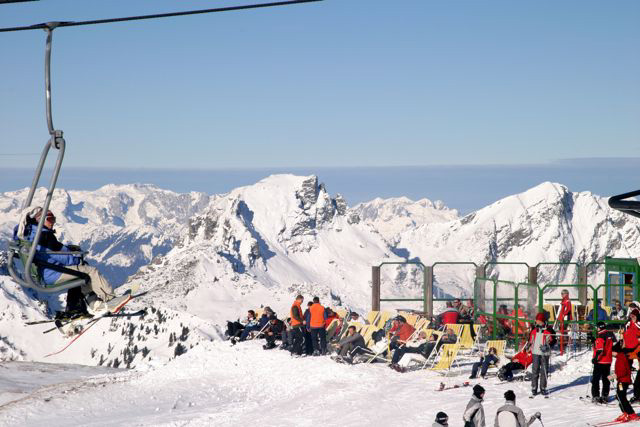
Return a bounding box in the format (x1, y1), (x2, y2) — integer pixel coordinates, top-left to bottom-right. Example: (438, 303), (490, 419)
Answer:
(0, 342), (624, 427)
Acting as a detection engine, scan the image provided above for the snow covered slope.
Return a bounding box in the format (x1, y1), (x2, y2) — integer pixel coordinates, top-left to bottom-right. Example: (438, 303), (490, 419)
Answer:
(0, 185), (211, 285)
(0, 343), (622, 427)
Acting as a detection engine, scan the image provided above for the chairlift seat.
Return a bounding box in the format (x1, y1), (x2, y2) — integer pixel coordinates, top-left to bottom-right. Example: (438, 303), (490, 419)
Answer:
(8, 238), (89, 293)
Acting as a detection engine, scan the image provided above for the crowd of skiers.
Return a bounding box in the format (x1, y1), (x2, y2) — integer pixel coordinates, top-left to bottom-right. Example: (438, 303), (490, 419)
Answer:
(224, 293), (640, 425)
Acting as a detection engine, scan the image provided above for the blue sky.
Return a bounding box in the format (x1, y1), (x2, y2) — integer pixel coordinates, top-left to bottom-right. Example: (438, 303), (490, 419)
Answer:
(1, 0), (638, 169)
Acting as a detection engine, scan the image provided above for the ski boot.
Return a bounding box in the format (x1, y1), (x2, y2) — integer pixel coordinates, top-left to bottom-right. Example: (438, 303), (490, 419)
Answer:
(614, 414), (631, 422)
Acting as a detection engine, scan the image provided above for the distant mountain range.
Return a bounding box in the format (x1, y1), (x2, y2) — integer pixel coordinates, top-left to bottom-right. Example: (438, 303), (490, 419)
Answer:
(1, 175), (639, 366)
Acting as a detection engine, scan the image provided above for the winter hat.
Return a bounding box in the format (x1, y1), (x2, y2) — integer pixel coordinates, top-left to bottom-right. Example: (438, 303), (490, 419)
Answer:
(435, 412), (448, 424)
(597, 321), (606, 330)
(535, 313), (546, 322)
(34, 208), (55, 222)
(473, 384), (485, 398)
(504, 390), (516, 402)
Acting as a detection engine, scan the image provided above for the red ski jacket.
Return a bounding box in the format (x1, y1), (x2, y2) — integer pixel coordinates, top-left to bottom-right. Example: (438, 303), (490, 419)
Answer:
(512, 350), (533, 369)
(440, 308), (459, 325)
(558, 297), (572, 321)
(593, 330), (615, 364)
(615, 352), (632, 384)
(392, 323), (415, 342)
(623, 320), (640, 349)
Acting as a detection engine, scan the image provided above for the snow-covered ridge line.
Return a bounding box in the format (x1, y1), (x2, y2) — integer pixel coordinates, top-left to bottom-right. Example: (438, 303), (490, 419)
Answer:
(2, 176), (640, 370)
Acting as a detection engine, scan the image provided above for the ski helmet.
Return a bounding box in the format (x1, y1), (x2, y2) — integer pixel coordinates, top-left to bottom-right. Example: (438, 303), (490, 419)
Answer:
(473, 384), (485, 398)
(435, 412), (448, 424)
(597, 321), (606, 330)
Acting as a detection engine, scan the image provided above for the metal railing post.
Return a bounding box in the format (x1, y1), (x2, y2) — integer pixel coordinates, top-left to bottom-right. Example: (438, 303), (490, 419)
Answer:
(371, 266), (380, 311)
(425, 265), (433, 317)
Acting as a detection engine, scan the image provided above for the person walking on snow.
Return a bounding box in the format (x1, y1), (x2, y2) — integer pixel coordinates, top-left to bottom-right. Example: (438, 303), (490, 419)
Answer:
(309, 296), (328, 355)
(526, 313), (556, 397)
(433, 411), (449, 427)
(610, 341), (639, 422)
(495, 390), (541, 427)
(463, 384), (486, 427)
(289, 295), (305, 356)
(591, 321), (616, 403)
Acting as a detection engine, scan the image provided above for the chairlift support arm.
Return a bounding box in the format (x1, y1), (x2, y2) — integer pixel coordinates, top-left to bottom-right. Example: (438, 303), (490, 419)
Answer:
(7, 25), (87, 293)
(609, 189), (640, 220)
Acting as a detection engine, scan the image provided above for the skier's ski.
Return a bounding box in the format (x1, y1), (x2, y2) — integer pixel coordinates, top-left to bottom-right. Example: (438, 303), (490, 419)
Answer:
(436, 381), (470, 391)
(579, 396), (616, 407)
(42, 309), (146, 334)
(588, 420), (635, 426)
(44, 284), (140, 358)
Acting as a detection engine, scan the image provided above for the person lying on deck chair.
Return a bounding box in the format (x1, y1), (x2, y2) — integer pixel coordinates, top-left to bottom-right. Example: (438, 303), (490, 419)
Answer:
(389, 330), (434, 372)
(331, 325), (367, 362)
(388, 315), (415, 350)
(226, 310), (257, 339)
(469, 346), (499, 379)
(232, 307), (272, 344)
(497, 349), (533, 382)
(437, 328), (458, 351)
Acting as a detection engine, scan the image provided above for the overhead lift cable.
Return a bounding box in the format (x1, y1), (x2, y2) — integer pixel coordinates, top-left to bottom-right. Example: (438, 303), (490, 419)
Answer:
(0, 0), (322, 33)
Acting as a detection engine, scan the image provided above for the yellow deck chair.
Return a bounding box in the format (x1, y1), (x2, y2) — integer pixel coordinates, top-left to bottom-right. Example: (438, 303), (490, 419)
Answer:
(414, 317), (428, 331)
(403, 313), (419, 327)
(543, 304), (556, 322)
(430, 344), (461, 373)
(376, 311), (394, 329)
(360, 325), (376, 347)
(255, 308), (265, 319)
(422, 328), (434, 340)
(366, 310), (379, 326)
(335, 308), (348, 318)
(420, 330), (443, 368)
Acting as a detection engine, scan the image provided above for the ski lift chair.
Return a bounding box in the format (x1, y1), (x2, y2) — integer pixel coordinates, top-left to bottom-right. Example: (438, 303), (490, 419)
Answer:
(8, 216), (90, 293)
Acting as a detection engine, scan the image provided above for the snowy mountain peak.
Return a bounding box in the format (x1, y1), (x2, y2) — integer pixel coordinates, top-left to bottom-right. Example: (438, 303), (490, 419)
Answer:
(353, 195), (459, 243)
(187, 174), (356, 256)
